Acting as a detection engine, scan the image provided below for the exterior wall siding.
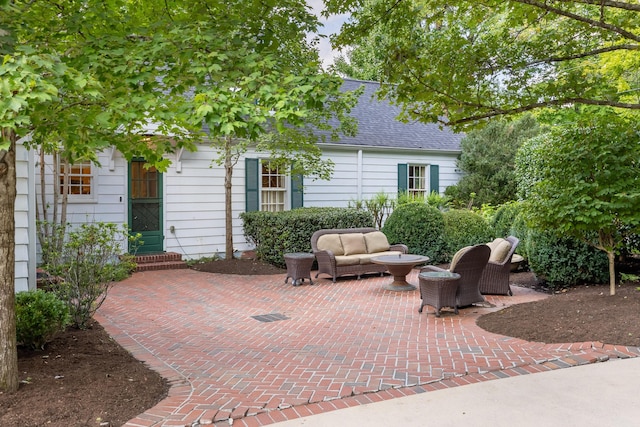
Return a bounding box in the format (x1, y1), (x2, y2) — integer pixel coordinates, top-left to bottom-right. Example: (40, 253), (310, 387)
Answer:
(15, 141), (36, 292)
(32, 143), (461, 262)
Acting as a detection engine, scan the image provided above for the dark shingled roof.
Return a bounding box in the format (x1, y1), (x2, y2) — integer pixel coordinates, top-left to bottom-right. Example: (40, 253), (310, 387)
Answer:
(329, 79), (462, 152)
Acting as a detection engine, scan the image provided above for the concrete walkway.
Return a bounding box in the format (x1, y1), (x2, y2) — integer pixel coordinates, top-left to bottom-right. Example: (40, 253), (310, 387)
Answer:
(95, 269), (640, 427)
(273, 357), (640, 426)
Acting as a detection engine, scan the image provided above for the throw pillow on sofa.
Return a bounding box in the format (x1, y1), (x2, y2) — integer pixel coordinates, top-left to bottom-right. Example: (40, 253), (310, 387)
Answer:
(340, 233), (367, 256)
(316, 234), (344, 255)
(364, 231), (391, 253)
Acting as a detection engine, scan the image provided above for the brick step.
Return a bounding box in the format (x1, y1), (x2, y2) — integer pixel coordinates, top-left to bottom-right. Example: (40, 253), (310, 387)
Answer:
(133, 252), (188, 272)
(135, 261), (189, 272)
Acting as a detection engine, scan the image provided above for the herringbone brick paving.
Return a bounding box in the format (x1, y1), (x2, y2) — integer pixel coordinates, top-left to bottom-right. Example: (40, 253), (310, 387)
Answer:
(95, 269), (640, 427)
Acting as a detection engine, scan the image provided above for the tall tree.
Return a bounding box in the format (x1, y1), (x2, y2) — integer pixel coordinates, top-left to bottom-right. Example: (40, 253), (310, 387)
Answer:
(1, 0), (356, 392)
(445, 115), (540, 207)
(325, 0), (640, 130)
(523, 110), (640, 296)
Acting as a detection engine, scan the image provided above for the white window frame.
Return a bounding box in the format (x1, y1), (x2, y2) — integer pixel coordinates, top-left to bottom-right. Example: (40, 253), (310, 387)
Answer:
(58, 159), (97, 203)
(260, 160), (288, 212)
(408, 164), (428, 198)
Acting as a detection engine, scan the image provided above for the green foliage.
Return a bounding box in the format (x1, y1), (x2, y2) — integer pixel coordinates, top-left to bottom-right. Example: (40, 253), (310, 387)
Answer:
(382, 203), (446, 263)
(327, 0), (640, 130)
(490, 202), (523, 239)
(349, 191), (395, 229)
(446, 115), (541, 207)
(523, 111), (640, 294)
(43, 223), (136, 329)
(15, 290), (69, 350)
(526, 230), (609, 290)
(396, 190), (450, 210)
(620, 273), (640, 285)
(442, 209), (495, 259)
(241, 207), (373, 267)
(515, 133), (551, 200)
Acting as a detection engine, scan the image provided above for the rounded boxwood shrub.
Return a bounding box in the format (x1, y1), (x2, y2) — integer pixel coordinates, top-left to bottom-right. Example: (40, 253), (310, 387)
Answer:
(442, 209), (494, 259)
(382, 202), (446, 263)
(16, 289), (70, 349)
(526, 230), (609, 289)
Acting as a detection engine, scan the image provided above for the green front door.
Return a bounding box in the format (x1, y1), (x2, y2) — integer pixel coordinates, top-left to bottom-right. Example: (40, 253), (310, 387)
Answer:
(128, 160), (163, 253)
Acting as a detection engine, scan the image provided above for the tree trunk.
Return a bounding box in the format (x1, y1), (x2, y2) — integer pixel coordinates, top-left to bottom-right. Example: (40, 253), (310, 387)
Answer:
(608, 250), (616, 296)
(224, 136), (234, 259)
(0, 129), (19, 393)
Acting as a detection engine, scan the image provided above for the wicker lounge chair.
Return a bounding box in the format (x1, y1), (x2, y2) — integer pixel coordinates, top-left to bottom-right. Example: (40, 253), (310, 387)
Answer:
(421, 244), (490, 308)
(478, 236), (520, 296)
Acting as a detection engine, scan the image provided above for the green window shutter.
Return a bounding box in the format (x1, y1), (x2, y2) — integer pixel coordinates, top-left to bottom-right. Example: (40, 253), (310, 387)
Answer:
(291, 172), (304, 209)
(430, 164), (440, 194)
(245, 158), (259, 212)
(397, 163), (408, 193)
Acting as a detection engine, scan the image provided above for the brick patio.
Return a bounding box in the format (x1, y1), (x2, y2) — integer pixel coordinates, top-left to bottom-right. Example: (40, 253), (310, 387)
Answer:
(95, 268), (640, 427)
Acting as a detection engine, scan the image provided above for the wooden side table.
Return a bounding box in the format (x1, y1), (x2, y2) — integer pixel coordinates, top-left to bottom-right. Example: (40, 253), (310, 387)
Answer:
(284, 253), (315, 286)
(418, 271), (461, 317)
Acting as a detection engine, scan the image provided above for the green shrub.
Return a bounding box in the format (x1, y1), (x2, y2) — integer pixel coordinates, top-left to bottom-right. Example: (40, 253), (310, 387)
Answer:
(241, 207), (373, 267)
(16, 290), (70, 349)
(44, 222), (136, 329)
(510, 211), (531, 260)
(526, 230), (609, 289)
(382, 202), (447, 263)
(490, 201), (523, 239)
(442, 209), (494, 259)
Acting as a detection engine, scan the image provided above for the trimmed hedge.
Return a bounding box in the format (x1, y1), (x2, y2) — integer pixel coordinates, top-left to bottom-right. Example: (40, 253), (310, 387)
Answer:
(241, 207), (373, 267)
(382, 202), (447, 263)
(442, 209), (494, 259)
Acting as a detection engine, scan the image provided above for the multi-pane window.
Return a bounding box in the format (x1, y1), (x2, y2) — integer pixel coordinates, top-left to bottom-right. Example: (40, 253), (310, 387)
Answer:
(261, 161), (286, 212)
(408, 165), (427, 197)
(130, 162), (158, 199)
(59, 160), (94, 198)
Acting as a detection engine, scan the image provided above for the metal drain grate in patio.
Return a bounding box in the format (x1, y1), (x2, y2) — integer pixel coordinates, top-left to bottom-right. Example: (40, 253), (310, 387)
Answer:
(251, 313), (290, 323)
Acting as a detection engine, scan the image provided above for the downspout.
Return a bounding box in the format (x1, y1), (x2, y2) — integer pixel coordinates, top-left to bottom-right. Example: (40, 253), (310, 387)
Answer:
(27, 145), (36, 290)
(357, 149), (363, 201)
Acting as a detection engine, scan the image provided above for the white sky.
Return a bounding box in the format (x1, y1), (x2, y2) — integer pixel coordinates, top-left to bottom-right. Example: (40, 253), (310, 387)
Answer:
(306, 0), (350, 67)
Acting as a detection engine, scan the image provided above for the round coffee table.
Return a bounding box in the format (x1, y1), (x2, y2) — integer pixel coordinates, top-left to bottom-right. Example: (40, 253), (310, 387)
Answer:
(371, 254), (430, 291)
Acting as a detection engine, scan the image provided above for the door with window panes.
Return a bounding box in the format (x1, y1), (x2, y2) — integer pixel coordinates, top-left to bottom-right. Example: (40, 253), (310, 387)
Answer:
(128, 159), (163, 253)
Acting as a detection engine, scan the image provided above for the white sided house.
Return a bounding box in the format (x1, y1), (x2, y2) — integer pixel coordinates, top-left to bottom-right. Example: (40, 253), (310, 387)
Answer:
(16, 79), (462, 291)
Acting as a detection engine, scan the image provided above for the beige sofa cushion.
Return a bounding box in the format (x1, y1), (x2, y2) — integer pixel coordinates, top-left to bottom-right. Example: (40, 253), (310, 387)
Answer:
(334, 255), (361, 266)
(317, 234), (344, 256)
(364, 231), (391, 253)
(449, 246), (472, 271)
(490, 240), (512, 263)
(340, 233), (367, 256)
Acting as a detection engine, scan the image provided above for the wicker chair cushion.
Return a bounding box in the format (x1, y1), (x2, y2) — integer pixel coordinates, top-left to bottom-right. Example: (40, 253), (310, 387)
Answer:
(364, 231), (391, 253)
(316, 234), (344, 256)
(449, 246), (472, 271)
(340, 233), (367, 256)
(488, 238), (506, 251)
(489, 240), (512, 263)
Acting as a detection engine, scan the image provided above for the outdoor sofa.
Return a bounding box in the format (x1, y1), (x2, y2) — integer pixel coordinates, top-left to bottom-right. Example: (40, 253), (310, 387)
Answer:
(311, 227), (408, 282)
